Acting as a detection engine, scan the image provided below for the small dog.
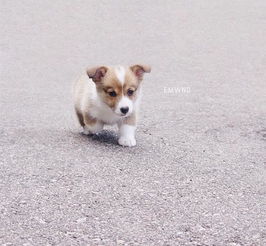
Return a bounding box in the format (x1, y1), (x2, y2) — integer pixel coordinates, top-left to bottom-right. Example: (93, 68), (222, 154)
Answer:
(73, 64), (151, 147)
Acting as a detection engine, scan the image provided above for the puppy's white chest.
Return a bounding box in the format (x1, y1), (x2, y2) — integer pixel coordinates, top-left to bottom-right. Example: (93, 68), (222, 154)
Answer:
(90, 104), (121, 125)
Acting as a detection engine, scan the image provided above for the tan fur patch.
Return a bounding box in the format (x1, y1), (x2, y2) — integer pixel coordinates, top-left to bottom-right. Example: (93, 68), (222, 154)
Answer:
(92, 66), (143, 111)
(83, 112), (97, 126)
(75, 108), (85, 127)
(130, 64), (151, 81)
(95, 67), (124, 109)
(123, 69), (139, 100)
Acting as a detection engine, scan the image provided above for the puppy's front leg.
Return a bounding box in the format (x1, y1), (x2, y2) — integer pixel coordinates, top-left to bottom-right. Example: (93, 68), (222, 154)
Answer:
(118, 113), (136, 147)
(83, 112), (103, 135)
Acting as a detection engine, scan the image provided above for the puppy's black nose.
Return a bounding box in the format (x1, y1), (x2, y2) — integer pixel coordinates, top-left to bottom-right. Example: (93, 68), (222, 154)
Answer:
(120, 107), (129, 114)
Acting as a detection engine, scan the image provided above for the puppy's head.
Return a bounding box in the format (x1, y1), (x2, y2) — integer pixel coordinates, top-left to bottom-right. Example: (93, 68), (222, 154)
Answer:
(87, 64), (151, 117)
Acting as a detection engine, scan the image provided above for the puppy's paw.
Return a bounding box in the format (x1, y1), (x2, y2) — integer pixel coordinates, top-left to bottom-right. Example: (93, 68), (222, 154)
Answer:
(118, 136), (136, 147)
(82, 127), (92, 135)
(83, 124), (103, 135)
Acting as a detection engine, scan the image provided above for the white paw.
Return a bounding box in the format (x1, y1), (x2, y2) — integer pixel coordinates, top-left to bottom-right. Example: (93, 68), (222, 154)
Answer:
(118, 136), (136, 147)
(83, 124), (103, 135)
(82, 127), (91, 135)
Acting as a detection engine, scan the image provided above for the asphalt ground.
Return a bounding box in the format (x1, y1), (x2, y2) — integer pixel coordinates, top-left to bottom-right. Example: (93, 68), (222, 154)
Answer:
(0, 0), (266, 245)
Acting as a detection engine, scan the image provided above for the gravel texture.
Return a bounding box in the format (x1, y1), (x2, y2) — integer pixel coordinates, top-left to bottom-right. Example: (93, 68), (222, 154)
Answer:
(0, 0), (266, 245)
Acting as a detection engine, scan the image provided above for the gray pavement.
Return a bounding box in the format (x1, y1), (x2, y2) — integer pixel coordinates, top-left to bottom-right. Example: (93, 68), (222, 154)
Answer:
(1, 0), (266, 245)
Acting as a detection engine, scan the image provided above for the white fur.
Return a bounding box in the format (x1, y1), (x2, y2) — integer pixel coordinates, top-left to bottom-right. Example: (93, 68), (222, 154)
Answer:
(90, 98), (122, 124)
(115, 96), (133, 116)
(74, 74), (122, 125)
(73, 65), (148, 147)
(115, 66), (125, 85)
(118, 124), (136, 147)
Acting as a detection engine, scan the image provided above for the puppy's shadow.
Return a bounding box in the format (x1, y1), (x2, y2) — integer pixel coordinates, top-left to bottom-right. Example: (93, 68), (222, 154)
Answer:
(81, 130), (119, 145)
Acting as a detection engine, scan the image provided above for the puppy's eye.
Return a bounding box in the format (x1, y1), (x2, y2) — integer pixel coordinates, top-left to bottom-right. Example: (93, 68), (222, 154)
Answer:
(108, 91), (117, 97)
(127, 89), (134, 96)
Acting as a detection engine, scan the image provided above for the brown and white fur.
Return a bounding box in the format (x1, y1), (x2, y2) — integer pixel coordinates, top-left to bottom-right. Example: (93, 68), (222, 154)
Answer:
(73, 64), (151, 147)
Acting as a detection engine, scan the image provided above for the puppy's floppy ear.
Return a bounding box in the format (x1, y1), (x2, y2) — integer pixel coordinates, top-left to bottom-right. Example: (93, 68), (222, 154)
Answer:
(130, 64), (151, 81)
(86, 66), (108, 83)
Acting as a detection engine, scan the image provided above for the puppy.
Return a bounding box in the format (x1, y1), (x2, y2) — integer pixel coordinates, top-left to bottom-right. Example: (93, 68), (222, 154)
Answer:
(73, 64), (151, 147)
